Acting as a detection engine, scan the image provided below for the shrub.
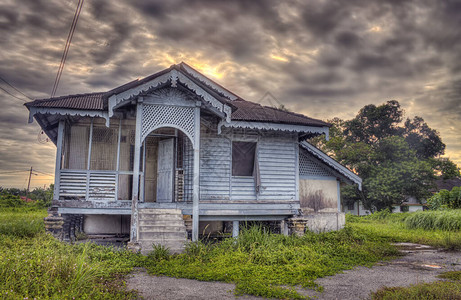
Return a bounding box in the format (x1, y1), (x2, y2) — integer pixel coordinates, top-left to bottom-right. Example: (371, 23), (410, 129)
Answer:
(427, 187), (461, 210)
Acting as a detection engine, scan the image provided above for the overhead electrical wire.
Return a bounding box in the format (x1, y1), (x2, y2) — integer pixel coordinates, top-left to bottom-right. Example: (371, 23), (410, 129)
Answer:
(33, 169), (55, 177)
(0, 76), (33, 100)
(50, 0), (85, 98)
(0, 86), (27, 102)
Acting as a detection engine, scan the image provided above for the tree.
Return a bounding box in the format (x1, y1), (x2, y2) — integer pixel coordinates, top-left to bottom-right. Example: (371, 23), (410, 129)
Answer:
(312, 100), (458, 211)
(404, 116), (445, 159)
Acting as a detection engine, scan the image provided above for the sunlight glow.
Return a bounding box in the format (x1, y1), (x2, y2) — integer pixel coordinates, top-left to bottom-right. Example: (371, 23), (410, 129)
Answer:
(270, 54), (289, 62)
(369, 26), (382, 32)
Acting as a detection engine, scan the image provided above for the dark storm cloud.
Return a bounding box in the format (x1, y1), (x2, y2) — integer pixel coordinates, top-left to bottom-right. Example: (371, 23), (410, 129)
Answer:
(1, 0), (461, 187)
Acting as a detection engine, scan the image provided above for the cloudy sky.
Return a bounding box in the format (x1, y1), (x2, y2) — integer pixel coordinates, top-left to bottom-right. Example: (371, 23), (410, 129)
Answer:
(0, 0), (460, 189)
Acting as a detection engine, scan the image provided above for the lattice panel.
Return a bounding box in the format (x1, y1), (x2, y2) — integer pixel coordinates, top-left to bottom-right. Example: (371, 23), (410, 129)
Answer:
(141, 105), (195, 145)
(92, 127), (117, 143)
(299, 149), (334, 177)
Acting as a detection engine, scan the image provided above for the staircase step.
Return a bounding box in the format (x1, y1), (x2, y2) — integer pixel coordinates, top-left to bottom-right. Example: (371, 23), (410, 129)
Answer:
(138, 214), (184, 221)
(139, 231), (187, 240)
(139, 219), (186, 227)
(139, 209), (182, 215)
(140, 242), (185, 255)
(139, 225), (186, 233)
(137, 208), (188, 254)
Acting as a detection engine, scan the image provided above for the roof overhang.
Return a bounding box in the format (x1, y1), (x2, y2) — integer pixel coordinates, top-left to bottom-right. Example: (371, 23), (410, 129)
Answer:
(27, 106), (109, 144)
(218, 120), (330, 139)
(299, 141), (362, 190)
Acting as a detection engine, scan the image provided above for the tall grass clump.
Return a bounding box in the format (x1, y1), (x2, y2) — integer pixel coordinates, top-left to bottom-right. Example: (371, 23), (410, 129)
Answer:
(405, 209), (461, 231)
(144, 225), (398, 299)
(0, 209), (145, 299)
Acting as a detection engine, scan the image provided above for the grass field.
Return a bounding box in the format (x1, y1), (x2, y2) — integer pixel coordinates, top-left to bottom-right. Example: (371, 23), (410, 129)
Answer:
(0, 208), (143, 299)
(2, 207), (461, 299)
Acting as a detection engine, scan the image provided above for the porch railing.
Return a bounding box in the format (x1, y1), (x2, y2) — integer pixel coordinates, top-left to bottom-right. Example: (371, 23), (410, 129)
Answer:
(59, 169), (133, 201)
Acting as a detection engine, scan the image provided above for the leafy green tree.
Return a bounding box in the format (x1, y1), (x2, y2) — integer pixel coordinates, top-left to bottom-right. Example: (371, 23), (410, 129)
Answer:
(311, 100), (458, 211)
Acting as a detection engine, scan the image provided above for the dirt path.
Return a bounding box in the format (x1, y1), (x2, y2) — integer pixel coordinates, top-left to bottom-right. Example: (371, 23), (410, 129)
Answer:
(126, 244), (461, 300)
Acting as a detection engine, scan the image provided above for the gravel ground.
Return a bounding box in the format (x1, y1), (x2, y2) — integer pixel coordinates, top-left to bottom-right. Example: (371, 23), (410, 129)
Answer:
(126, 243), (461, 300)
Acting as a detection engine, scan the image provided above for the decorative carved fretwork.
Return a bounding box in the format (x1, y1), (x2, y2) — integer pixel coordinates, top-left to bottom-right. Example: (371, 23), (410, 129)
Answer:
(218, 120), (330, 138)
(141, 104), (195, 146)
(181, 64), (238, 101)
(108, 70), (232, 123)
(28, 107), (110, 126)
(176, 72), (231, 122)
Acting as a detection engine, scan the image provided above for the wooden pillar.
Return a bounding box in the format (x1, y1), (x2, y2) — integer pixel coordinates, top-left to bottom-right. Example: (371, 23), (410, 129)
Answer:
(85, 118), (94, 200)
(281, 220), (289, 236)
(192, 102), (201, 241)
(130, 101), (143, 242)
(53, 120), (65, 201)
(337, 180), (341, 212)
(232, 221), (239, 238)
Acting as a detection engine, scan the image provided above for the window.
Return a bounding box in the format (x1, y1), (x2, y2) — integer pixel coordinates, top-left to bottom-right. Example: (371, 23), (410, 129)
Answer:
(232, 141), (256, 176)
(400, 205), (409, 212)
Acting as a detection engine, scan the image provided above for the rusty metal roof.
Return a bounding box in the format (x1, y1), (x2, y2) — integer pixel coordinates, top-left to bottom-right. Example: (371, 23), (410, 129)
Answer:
(231, 99), (329, 127)
(26, 92), (105, 110)
(25, 64), (329, 127)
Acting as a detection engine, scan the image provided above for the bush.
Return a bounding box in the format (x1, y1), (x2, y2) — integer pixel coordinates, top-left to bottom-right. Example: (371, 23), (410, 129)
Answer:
(427, 187), (461, 210)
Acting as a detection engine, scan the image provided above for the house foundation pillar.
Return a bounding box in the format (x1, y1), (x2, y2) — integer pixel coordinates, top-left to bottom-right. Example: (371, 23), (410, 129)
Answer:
(44, 208), (64, 240)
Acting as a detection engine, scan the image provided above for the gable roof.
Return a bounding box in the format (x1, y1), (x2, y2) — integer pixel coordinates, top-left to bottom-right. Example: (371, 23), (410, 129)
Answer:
(299, 141), (362, 190)
(25, 62), (329, 128)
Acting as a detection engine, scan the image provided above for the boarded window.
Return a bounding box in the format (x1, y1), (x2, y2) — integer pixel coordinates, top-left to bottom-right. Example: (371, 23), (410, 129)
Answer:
(232, 141), (256, 176)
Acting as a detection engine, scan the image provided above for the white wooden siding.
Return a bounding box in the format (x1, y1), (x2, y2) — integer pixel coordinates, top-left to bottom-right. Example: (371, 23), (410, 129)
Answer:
(257, 140), (296, 200)
(231, 177), (256, 200)
(200, 137), (231, 200)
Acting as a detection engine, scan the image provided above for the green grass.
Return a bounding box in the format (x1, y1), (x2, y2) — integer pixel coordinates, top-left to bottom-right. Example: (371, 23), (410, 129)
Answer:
(0, 208), (144, 299)
(371, 270), (461, 299)
(347, 212), (461, 250)
(0, 208), (47, 237)
(3, 207), (461, 299)
(144, 225), (399, 299)
(348, 211), (461, 300)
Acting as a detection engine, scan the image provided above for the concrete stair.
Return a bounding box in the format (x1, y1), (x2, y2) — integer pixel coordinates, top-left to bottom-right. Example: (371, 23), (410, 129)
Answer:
(138, 208), (188, 255)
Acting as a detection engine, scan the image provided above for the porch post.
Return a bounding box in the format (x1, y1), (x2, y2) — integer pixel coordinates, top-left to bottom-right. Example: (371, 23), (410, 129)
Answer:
(337, 180), (341, 212)
(130, 100), (143, 244)
(192, 102), (201, 241)
(53, 119), (65, 201)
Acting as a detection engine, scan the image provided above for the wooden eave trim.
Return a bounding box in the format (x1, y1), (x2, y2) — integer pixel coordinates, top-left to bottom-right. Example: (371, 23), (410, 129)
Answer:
(218, 120), (330, 138)
(299, 141), (362, 190)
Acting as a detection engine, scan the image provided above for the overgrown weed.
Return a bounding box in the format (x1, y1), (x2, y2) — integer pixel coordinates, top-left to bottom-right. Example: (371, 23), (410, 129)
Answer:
(144, 225), (398, 299)
(0, 208), (144, 299)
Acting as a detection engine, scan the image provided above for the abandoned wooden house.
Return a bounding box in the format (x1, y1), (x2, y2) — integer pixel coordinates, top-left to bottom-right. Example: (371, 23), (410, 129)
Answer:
(26, 63), (361, 253)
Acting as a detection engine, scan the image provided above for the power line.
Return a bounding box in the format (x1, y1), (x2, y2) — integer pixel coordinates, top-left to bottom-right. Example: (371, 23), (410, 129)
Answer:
(0, 75), (33, 100)
(33, 169), (54, 177)
(51, 0), (85, 97)
(0, 86), (27, 102)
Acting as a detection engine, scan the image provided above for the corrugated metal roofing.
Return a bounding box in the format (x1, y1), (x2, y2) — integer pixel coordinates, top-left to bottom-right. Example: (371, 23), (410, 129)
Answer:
(25, 63), (329, 127)
(27, 92), (105, 110)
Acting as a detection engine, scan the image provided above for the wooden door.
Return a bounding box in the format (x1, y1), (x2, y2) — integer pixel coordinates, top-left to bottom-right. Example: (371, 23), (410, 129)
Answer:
(144, 137), (158, 202)
(156, 138), (174, 202)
